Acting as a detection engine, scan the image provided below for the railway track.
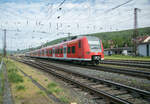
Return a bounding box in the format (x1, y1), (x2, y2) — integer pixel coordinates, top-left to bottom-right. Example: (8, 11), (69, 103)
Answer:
(31, 58), (150, 79)
(101, 61), (150, 69)
(104, 59), (150, 65)
(14, 58), (150, 104)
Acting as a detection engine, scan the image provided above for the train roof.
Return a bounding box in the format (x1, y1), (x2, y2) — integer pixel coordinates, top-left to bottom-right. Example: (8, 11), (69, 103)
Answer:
(27, 36), (100, 53)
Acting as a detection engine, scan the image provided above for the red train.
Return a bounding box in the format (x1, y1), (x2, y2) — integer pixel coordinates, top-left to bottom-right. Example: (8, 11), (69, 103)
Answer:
(26, 36), (104, 65)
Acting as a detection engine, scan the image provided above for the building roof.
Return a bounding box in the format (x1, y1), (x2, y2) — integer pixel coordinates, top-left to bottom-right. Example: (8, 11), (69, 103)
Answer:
(136, 36), (150, 43)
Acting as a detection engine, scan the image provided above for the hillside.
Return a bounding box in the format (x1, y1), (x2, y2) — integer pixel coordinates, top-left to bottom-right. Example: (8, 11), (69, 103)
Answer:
(88, 27), (150, 48)
(20, 27), (150, 53)
(45, 27), (150, 48)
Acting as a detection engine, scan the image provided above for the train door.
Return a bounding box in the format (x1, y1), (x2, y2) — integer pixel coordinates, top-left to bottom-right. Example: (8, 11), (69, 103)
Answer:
(63, 46), (67, 59)
(52, 48), (55, 57)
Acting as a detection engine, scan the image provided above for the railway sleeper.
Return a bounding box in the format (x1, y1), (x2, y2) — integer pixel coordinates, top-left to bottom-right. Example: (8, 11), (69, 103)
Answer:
(17, 59), (150, 104)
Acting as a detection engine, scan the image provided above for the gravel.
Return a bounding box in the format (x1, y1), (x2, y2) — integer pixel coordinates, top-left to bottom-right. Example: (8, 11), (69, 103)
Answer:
(47, 62), (150, 91)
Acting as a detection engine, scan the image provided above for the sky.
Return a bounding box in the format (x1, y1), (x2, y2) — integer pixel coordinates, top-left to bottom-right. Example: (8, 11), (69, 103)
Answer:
(0, 0), (150, 51)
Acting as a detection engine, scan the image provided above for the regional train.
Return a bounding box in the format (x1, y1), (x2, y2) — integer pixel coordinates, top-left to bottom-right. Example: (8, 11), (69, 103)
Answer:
(25, 36), (104, 65)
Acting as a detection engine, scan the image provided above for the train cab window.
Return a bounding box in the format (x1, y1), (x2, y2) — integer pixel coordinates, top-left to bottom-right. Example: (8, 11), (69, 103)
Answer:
(72, 46), (75, 53)
(67, 47), (71, 53)
(79, 40), (81, 48)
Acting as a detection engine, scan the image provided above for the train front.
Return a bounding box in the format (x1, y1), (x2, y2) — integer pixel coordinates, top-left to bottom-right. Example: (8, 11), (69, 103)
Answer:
(86, 36), (104, 65)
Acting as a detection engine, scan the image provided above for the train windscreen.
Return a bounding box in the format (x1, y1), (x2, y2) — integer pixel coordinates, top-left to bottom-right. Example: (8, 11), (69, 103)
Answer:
(86, 36), (102, 52)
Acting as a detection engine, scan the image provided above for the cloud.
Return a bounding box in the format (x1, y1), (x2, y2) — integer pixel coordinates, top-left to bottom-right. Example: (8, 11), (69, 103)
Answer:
(0, 0), (150, 50)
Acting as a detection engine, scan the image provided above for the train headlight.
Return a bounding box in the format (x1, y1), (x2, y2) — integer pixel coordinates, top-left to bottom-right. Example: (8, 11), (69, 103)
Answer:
(92, 56), (100, 60)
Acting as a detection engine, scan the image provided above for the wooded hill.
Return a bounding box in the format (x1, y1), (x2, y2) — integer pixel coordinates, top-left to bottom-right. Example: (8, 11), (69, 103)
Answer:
(18, 27), (150, 53)
(45, 27), (150, 48)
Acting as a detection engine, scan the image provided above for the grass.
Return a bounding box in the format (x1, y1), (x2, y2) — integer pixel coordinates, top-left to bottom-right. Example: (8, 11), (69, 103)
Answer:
(47, 82), (57, 88)
(8, 68), (23, 83)
(0, 66), (4, 104)
(47, 82), (69, 103)
(47, 82), (62, 94)
(37, 90), (45, 96)
(5, 59), (55, 104)
(60, 96), (69, 103)
(15, 85), (25, 91)
(45, 79), (48, 81)
(104, 55), (150, 61)
(0, 57), (2, 63)
(15, 60), (76, 104)
(5, 59), (24, 83)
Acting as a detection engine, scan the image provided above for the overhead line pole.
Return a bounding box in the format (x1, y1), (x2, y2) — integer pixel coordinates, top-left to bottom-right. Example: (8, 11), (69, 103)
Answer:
(133, 8), (140, 56)
(3, 29), (6, 57)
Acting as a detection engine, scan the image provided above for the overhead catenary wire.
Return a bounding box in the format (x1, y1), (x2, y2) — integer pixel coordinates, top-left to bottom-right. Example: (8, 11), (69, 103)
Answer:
(105, 0), (134, 13)
(47, 0), (67, 20)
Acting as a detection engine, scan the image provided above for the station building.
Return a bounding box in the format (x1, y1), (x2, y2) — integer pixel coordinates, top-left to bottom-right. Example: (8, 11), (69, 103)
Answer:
(137, 42), (150, 56)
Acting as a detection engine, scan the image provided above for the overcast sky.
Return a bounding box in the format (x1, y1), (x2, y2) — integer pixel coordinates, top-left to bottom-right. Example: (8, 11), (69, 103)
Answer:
(0, 0), (150, 51)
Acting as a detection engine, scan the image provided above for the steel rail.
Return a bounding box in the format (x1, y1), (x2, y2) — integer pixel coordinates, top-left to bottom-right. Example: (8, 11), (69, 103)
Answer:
(101, 61), (150, 69)
(35, 59), (150, 79)
(36, 60), (150, 97)
(87, 65), (150, 79)
(16, 58), (150, 104)
(104, 59), (150, 65)
(17, 59), (132, 104)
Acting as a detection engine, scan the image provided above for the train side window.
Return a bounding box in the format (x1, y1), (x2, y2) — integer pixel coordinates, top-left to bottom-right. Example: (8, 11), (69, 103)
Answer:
(55, 49), (57, 54)
(67, 47), (70, 53)
(72, 46), (75, 53)
(46, 50), (48, 55)
(58, 48), (60, 54)
(64, 47), (66, 53)
(49, 50), (51, 54)
(53, 49), (55, 54)
(79, 40), (81, 48)
(61, 48), (63, 54)
(42, 50), (44, 55)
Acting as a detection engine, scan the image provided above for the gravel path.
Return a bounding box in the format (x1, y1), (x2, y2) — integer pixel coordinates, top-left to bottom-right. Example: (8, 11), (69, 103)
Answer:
(47, 62), (150, 91)
(3, 63), (14, 104)
(0, 59), (3, 91)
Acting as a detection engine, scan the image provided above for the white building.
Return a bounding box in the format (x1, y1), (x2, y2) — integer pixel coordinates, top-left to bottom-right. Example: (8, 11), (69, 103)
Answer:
(137, 42), (150, 56)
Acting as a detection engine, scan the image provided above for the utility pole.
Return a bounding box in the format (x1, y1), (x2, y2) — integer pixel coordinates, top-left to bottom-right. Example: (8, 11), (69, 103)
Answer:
(68, 32), (71, 40)
(3, 29), (6, 57)
(133, 8), (140, 56)
(0, 28), (21, 56)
